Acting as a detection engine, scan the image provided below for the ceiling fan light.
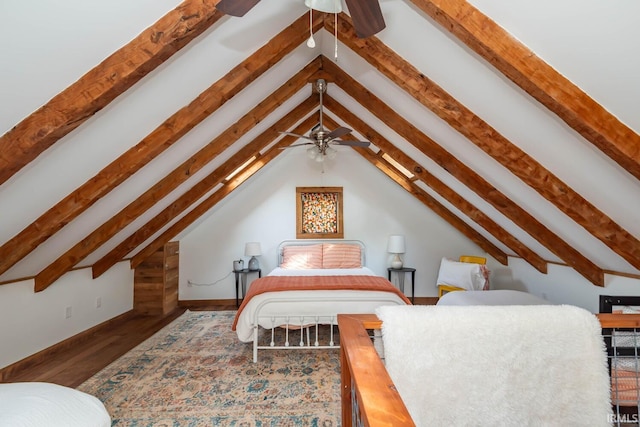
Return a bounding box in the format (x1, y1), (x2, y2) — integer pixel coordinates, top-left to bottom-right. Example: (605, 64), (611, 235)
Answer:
(307, 147), (318, 159)
(326, 146), (338, 159)
(304, 0), (342, 13)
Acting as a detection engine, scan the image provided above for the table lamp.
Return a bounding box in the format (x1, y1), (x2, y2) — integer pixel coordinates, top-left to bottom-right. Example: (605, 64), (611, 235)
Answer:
(387, 235), (405, 269)
(245, 242), (262, 271)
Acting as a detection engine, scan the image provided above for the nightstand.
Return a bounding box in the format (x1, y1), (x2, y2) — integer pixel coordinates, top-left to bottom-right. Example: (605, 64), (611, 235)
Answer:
(388, 267), (416, 303)
(234, 268), (261, 307)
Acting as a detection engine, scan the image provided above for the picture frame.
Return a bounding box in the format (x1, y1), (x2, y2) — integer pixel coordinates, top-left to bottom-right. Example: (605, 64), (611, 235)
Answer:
(296, 186), (344, 239)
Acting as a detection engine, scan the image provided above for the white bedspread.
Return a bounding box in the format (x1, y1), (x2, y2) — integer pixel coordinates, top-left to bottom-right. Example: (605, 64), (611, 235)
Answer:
(235, 267), (407, 342)
(437, 289), (549, 306)
(0, 382), (111, 427)
(377, 305), (611, 426)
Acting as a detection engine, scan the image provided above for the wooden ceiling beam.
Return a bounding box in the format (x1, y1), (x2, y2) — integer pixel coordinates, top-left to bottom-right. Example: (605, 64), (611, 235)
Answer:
(0, 0), (224, 186)
(329, 15), (640, 276)
(129, 116), (317, 269)
(7, 2), (632, 291)
(322, 115), (509, 265)
(409, 0), (640, 180)
(323, 58), (604, 286)
(370, 156), (509, 265)
(32, 57), (321, 293)
(324, 97), (547, 273)
(4, 16), (318, 286)
(92, 97), (318, 278)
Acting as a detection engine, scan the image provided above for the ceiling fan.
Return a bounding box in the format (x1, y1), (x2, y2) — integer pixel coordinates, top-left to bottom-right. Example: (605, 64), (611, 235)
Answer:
(280, 79), (371, 161)
(216, 0), (385, 38)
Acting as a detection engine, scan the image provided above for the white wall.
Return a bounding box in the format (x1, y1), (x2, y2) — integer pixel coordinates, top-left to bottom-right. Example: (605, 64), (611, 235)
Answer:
(178, 144), (640, 313)
(179, 146), (485, 301)
(492, 259), (640, 313)
(0, 262), (133, 369)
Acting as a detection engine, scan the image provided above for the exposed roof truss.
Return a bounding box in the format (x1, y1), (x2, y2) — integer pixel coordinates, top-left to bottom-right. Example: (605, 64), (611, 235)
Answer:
(1, 1), (638, 291)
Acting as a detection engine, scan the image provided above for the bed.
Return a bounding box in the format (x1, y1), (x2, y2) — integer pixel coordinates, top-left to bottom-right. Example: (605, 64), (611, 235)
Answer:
(231, 240), (410, 362)
(437, 288), (550, 306)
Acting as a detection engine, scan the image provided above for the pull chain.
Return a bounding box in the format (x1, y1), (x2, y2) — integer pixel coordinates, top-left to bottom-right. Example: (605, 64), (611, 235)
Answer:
(307, 8), (316, 48)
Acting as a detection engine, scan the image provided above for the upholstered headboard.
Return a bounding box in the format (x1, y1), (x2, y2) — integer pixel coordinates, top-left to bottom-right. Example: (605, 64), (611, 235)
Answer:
(276, 239), (366, 268)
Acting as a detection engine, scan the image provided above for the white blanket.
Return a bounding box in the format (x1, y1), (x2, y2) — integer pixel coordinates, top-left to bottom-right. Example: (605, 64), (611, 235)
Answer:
(377, 305), (611, 426)
(0, 382), (111, 427)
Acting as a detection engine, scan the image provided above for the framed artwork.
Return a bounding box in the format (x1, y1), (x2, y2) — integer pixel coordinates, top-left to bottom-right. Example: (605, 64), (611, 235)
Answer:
(296, 187), (344, 239)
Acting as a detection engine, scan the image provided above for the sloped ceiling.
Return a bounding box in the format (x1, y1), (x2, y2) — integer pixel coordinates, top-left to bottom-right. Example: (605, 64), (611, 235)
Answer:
(1, 0), (639, 291)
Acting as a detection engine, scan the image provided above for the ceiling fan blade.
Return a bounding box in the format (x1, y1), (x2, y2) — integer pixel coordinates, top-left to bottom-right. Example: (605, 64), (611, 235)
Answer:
(279, 143), (315, 149)
(279, 131), (315, 141)
(216, 0), (260, 17)
(325, 126), (352, 140)
(344, 0), (386, 38)
(333, 140), (371, 147)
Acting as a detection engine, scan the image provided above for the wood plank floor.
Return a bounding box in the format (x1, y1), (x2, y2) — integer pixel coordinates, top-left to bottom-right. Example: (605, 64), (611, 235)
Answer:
(4, 305), (232, 388)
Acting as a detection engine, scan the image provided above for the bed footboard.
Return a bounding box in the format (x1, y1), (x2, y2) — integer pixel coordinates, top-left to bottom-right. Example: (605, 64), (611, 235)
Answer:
(247, 293), (407, 363)
(252, 314), (338, 363)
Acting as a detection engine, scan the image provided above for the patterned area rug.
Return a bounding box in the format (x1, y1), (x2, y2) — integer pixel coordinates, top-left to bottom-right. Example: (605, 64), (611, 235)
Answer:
(78, 310), (340, 426)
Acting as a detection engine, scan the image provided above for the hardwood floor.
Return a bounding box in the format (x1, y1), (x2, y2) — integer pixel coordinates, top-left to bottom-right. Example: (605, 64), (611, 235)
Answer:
(3, 304), (233, 388)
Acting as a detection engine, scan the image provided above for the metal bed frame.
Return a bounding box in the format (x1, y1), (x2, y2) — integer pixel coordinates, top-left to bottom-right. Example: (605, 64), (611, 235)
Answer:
(250, 293), (405, 363)
(252, 310), (339, 363)
(242, 239), (407, 362)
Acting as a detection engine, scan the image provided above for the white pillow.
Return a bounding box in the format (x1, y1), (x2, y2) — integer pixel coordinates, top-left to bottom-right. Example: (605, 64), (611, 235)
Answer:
(436, 258), (487, 291)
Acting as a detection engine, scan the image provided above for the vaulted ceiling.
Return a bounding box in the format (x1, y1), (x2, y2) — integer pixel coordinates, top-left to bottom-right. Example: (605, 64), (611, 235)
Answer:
(1, 0), (639, 291)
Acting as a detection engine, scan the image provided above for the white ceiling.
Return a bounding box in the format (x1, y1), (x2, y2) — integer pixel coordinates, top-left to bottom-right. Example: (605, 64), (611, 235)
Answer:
(0, 0), (639, 282)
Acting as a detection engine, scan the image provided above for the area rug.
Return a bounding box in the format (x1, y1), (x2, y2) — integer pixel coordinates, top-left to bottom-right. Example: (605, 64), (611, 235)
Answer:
(78, 310), (340, 426)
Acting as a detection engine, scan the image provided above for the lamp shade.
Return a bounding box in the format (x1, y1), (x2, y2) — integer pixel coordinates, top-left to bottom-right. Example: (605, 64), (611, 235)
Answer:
(245, 242), (262, 271)
(304, 0), (342, 13)
(244, 242), (262, 257)
(387, 235), (405, 254)
(387, 235), (405, 269)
